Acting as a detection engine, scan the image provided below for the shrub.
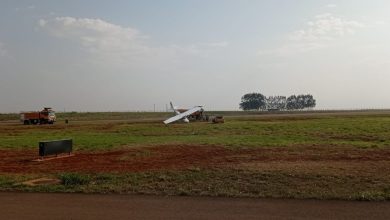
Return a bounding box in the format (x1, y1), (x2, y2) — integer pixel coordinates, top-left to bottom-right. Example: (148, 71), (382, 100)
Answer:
(59, 173), (91, 186)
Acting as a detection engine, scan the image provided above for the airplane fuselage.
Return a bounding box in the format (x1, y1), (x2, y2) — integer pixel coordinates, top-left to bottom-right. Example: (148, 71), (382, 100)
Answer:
(163, 102), (205, 124)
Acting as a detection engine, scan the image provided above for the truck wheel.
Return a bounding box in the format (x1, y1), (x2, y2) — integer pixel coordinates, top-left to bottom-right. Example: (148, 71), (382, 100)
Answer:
(24, 120), (30, 125)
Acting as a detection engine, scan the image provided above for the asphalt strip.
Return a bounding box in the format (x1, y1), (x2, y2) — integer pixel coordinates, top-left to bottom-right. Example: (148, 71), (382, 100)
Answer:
(1, 192), (390, 220)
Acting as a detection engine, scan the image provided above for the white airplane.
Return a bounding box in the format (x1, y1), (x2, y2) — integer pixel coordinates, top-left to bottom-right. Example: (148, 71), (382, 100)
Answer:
(163, 102), (204, 124)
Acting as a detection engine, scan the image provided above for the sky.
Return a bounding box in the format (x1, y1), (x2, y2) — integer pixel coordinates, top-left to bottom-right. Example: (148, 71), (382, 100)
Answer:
(1, 0), (390, 112)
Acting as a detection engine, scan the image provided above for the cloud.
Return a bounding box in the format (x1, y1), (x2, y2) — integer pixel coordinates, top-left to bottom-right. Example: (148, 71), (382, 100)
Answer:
(39, 17), (228, 67)
(39, 17), (148, 56)
(259, 13), (364, 56)
(15, 5), (36, 12)
(170, 41), (229, 57)
(38, 19), (47, 27)
(374, 20), (386, 26)
(0, 42), (7, 57)
(258, 42), (326, 56)
(289, 13), (364, 41)
(201, 41), (229, 47)
(326, 4), (337, 8)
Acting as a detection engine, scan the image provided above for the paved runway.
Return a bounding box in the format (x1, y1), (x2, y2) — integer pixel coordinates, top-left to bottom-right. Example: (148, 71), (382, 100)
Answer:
(1, 192), (390, 219)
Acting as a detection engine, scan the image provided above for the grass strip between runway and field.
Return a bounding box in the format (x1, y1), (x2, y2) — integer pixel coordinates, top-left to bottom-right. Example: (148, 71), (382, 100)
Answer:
(1, 168), (390, 201)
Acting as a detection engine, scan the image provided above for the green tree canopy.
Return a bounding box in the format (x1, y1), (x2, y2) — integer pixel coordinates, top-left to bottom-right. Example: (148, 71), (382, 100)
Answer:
(240, 93), (316, 111)
(239, 93), (266, 110)
(287, 94), (316, 110)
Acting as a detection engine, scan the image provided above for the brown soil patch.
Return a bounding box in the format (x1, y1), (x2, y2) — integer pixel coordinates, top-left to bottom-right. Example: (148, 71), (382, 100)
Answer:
(21, 178), (61, 186)
(0, 145), (390, 174)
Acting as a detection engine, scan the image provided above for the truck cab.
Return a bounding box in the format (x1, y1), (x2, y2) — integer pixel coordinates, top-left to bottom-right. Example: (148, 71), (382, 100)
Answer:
(41, 108), (56, 124)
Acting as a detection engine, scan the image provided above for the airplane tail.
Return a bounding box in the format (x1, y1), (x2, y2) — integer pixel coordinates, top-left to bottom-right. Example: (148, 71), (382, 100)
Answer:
(170, 101), (180, 115)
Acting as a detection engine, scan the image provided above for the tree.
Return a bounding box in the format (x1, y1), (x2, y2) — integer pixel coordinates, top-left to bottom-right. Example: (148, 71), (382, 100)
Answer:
(296, 95), (306, 110)
(239, 93), (266, 111)
(266, 96), (287, 110)
(286, 94), (316, 110)
(303, 94), (316, 109)
(286, 95), (297, 110)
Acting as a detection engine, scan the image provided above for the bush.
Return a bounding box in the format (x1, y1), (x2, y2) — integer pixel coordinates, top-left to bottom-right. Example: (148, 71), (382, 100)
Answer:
(59, 173), (91, 186)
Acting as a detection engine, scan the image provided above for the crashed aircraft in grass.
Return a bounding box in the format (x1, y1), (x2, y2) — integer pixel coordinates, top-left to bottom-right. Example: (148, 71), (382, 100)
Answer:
(163, 102), (204, 124)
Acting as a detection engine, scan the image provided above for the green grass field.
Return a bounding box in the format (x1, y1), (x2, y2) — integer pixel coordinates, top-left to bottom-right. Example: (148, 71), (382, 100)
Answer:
(1, 111), (390, 150)
(0, 111), (389, 200)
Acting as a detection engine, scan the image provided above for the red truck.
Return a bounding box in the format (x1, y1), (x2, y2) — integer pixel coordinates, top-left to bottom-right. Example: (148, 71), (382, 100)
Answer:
(20, 108), (56, 125)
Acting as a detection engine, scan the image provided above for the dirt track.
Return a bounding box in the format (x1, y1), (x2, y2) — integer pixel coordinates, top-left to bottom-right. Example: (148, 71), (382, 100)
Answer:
(1, 145), (390, 174)
(1, 192), (390, 219)
(0, 145), (389, 174)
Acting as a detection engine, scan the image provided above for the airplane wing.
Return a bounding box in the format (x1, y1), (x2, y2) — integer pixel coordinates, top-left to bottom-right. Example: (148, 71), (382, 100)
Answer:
(163, 106), (202, 124)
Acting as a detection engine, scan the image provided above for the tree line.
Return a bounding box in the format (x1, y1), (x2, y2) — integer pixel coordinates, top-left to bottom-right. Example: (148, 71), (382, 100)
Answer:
(239, 93), (316, 111)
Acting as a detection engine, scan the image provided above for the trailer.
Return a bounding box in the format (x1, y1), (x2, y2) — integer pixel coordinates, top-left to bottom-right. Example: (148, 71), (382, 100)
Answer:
(20, 107), (56, 125)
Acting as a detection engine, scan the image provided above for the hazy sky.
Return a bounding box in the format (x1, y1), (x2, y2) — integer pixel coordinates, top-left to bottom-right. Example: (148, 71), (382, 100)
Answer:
(1, 0), (390, 112)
